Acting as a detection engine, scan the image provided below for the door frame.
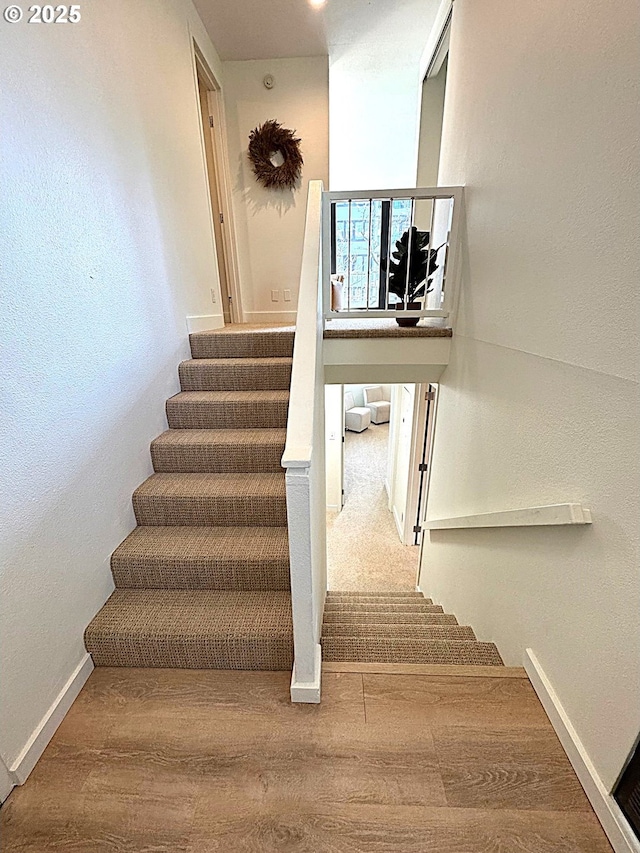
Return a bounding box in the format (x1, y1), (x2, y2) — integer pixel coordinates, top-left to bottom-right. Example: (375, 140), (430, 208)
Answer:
(400, 383), (428, 546)
(413, 0), (452, 183)
(192, 41), (243, 323)
(419, 0), (452, 83)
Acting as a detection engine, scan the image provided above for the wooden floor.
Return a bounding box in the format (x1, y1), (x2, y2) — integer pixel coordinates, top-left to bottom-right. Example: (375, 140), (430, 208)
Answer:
(1, 667), (612, 852)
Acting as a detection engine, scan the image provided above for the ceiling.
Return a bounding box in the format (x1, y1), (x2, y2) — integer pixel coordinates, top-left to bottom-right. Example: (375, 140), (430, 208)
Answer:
(192, 0), (437, 62)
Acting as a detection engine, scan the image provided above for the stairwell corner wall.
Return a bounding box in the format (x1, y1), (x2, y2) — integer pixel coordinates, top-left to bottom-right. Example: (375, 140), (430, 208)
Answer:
(418, 0), (640, 802)
(0, 0), (225, 787)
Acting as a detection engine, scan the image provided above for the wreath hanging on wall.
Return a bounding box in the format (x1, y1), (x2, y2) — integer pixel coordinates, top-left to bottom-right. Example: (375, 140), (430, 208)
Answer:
(248, 119), (303, 190)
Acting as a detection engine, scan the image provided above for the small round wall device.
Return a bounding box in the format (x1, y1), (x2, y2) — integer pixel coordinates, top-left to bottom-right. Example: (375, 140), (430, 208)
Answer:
(263, 74), (275, 90)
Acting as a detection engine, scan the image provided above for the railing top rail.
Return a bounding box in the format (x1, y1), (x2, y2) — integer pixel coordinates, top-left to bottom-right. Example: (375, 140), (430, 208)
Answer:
(281, 179), (324, 470)
(324, 185), (464, 202)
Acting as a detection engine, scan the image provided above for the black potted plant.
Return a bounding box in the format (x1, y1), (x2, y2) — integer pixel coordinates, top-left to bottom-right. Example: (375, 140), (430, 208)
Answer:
(382, 226), (439, 327)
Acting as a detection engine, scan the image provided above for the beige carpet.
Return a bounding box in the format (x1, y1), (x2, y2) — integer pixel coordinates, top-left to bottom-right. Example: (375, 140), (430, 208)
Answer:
(320, 591), (503, 665)
(85, 325), (295, 670)
(327, 423), (420, 591)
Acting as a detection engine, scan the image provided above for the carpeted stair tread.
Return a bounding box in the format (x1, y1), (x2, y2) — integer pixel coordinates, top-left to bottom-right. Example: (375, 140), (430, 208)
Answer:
(326, 591), (425, 599)
(179, 358), (292, 391)
(133, 472), (287, 527)
(322, 623), (477, 640)
(190, 327), (295, 359)
(321, 637), (503, 666)
(85, 590), (293, 670)
(322, 610), (454, 625)
(324, 600), (443, 613)
(166, 391), (289, 430)
(150, 429), (286, 473)
(325, 593), (432, 604)
(111, 526), (290, 590)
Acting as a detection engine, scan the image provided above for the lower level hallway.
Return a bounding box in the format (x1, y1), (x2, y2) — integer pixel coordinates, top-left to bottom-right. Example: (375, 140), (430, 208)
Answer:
(327, 423), (419, 591)
(0, 666), (612, 852)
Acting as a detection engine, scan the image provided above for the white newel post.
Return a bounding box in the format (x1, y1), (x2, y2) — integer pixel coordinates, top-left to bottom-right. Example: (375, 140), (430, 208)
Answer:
(282, 179), (327, 703)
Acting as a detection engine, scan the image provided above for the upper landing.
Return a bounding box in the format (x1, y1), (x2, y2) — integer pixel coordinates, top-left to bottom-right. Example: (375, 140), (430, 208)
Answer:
(197, 321), (453, 385)
(323, 319), (453, 383)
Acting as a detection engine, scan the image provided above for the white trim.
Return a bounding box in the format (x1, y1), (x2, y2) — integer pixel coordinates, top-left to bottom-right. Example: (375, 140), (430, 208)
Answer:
(419, 0), (453, 82)
(191, 36), (244, 323)
(10, 654), (94, 785)
(524, 650), (640, 853)
(324, 186), (461, 202)
(186, 314), (224, 333)
(244, 310), (297, 325)
(392, 503), (404, 540)
(206, 86), (244, 323)
(290, 644), (322, 704)
(425, 503), (593, 530)
(403, 383), (428, 546)
(0, 756), (13, 803)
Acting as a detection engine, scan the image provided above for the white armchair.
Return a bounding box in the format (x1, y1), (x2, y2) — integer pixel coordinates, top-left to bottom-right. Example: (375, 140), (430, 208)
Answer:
(363, 385), (391, 424)
(344, 392), (371, 432)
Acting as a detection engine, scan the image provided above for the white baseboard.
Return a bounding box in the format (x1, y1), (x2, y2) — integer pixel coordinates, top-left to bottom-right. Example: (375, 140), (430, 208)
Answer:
(9, 653), (94, 786)
(392, 505), (404, 540)
(290, 644), (322, 704)
(0, 757), (13, 803)
(244, 310), (297, 325)
(186, 314), (224, 333)
(524, 649), (639, 853)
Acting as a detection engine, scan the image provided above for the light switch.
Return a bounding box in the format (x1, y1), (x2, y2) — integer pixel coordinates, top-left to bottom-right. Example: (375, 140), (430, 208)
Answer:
(283, 289), (292, 302)
(271, 289), (279, 302)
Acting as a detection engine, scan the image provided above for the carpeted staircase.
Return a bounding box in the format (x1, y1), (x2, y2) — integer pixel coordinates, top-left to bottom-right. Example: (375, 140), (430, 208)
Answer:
(84, 325), (296, 670)
(321, 591), (503, 666)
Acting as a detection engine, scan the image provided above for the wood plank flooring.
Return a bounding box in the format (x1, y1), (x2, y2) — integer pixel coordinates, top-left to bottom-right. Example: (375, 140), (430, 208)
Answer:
(0, 668), (613, 852)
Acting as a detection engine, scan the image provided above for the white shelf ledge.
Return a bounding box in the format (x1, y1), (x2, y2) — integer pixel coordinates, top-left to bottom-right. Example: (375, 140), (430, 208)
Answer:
(424, 503), (592, 530)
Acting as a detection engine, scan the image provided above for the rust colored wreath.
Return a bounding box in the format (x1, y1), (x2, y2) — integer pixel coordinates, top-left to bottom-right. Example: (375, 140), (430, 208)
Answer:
(247, 119), (303, 190)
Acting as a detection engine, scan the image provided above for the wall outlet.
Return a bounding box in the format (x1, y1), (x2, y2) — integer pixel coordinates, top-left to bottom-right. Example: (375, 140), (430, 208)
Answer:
(283, 289), (292, 302)
(271, 289), (279, 302)
(210, 288), (217, 304)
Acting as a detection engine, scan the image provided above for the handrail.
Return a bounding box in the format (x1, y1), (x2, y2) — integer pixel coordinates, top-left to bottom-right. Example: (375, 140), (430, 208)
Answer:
(282, 179), (324, 468)
(424, 503), (593, 530)
(282, 179), (326, 704)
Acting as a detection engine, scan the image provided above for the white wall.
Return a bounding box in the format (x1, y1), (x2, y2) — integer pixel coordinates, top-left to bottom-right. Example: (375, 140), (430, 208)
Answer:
(0, 0), (223, 776)
(419, 0), (640, 791)
(328, 0), (440, 190)
(223, 57), (329, 322)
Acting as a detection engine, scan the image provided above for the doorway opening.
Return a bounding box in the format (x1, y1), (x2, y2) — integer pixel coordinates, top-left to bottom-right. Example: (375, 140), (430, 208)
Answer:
(193, 47), (241, 324)
(325, 382), (438, 592)
(416, 8), (449, 187)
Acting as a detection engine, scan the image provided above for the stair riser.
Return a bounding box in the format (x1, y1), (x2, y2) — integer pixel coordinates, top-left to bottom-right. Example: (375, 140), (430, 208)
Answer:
(150, 443), (285, 474)
(87, 638), (293, 670)
(111, 559), (291, 591)
(179, 362), (292, 392)
(133, 495), (288, 527)
(190, 333), (294, 360)
(321, 639), (503, 666)
(166, 400), (288, 430)
(323, 612), (453, 625)
(322, 625), (476, 640)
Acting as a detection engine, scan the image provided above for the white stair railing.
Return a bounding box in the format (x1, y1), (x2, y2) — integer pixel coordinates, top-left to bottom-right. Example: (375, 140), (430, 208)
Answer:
(282, 180), (326, 703)
(322, 186), (464, 321)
